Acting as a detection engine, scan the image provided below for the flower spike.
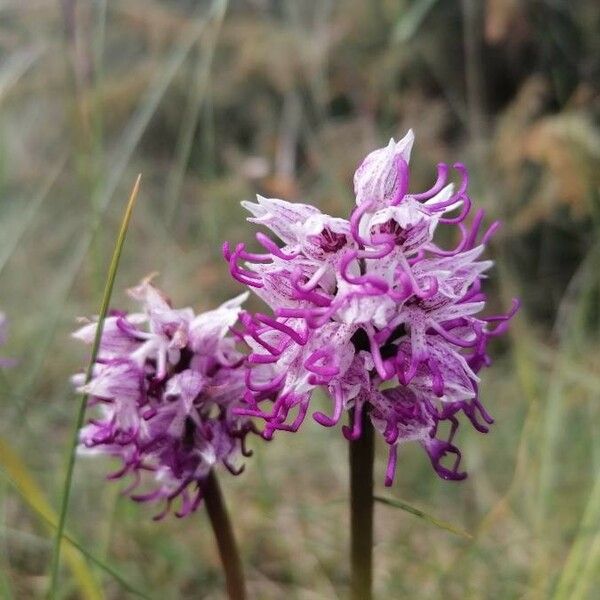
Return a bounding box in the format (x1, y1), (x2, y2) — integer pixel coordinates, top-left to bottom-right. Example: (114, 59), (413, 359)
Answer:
(72, 280), (255, 517)
(225, 131), (517, 486)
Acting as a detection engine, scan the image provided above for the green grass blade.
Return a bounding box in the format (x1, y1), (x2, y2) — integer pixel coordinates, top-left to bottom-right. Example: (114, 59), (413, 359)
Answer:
(164, 0), (228, 225)
(48, 524), (152, 600)
(0, 45), (43, 100)
(12, 3), (220, 404)
(0, 568), (13, 600)
(0, 480), (15, 600)
(0, 155), (66, 277)
(48, 175), (142, 598)
(392, 0), (439, 44)
(0, 438), (151, 599)
(553, 468), (600, 600)
(570, 529), (600, 600)
(0, 438), (102, 600)
(101, 1), (219, 210)
(374, 495), (473, 540)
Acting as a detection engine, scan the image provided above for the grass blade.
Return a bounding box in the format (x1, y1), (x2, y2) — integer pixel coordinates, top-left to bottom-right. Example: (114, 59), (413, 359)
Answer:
(102, 2), (219, 209)
(392, 0), (439, 44)
(0, 155), (67, 277)
(48, 175), (141, 598)
(46, 523), (152, 600)
(553, 468), (600, 600)
(13, 2), (220, 403)
(374, 495), (473, 540)
(0, 45), (43, 100)
(0, 480), (15, 600)
(0, 437), (152, 599)
(164, 0), (228, 225)
(0, 438), (102, 600)
(569, 528), (600, 600)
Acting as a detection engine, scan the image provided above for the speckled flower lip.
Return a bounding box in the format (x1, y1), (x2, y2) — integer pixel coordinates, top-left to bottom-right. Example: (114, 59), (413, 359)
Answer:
(225, 130), (518, 485)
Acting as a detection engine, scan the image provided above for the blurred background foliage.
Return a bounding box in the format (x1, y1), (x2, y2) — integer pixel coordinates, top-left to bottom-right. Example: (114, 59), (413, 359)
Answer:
(0, 0), (599, 598)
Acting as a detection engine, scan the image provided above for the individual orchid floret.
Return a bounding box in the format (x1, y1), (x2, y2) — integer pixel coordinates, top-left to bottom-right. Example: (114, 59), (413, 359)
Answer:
(224, 131), (518, 486)
(72, 279), (255, 519)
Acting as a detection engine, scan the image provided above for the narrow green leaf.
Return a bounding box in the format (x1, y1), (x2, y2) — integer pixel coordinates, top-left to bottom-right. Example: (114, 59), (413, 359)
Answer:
(0, 439), (151, 599)
(102, 1), (221, 210)
(374, 495), (473, 539)
(48, 175), (142, 599)
(0, 438), (102, 599)
(164, 0), (228, 225)
(569, 529), (600, 600)
(14, 0), (221, 403)
(0, 45), (43, 100)
(392, 0), (439, 44)
(0, 480), (14, 600)
(0, 155), (66, 277)
(553, 469), (600, 600)
(50, 528), (152, 600)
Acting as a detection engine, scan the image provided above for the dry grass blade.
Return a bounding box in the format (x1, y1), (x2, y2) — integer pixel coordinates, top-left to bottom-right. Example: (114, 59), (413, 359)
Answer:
(0, 437), (152, 599)
(0, 438), (102, 600)
(374, 495), (473, 540)
(48, 175), (141, 599)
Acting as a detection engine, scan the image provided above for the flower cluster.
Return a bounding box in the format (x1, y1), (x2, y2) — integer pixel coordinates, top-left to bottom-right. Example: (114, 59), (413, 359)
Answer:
(72, 280), (254, 518)
(225, 130), (518, 485)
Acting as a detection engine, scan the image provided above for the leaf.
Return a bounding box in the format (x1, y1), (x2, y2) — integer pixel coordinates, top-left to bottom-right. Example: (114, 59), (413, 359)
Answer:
(14, 0), (221, 404)
(0, 46), (43, 100)
(0, 155), (67, 277)
(0, 438), (102, 600)
(48, 175), (141, 598)
(374, 495), (473, 539)
(392, 0), (439, 44)
(0, 437), (152, 599)
(164, 0), (228, 224)
(552, 469), (600, 600)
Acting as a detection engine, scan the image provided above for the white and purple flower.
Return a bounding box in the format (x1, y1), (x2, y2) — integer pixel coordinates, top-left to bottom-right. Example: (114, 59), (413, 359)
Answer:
(224, 131), (518, 485)
(72, 280), (255, 519)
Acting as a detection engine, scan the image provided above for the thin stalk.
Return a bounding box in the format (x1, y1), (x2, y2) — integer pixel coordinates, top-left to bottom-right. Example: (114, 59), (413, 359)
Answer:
(202, 470), (246, 600)
(48, 175), (142, 598)
(461, 0), (486, 145)
(164, 0), (227, 226)
(349, 409), (374, 600)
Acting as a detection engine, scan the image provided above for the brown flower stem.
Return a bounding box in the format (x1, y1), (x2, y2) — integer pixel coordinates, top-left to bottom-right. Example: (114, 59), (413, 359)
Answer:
(349, 408), (375, 600)
(202, 470), (247, 600)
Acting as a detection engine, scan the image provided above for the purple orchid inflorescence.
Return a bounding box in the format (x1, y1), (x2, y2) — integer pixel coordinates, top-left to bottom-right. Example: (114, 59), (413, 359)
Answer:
(224, 130), (518, 485)
(72, 279), (255, 519)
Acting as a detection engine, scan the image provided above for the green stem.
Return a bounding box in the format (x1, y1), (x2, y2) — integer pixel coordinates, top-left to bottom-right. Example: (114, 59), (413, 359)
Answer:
(48, 176), (141, 598)
(350, 409), (374, 600)
(202, 470), (247, 600)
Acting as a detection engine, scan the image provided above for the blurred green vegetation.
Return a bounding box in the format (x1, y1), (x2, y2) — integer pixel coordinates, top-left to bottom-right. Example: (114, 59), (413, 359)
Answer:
(0, 0), (599, 598)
